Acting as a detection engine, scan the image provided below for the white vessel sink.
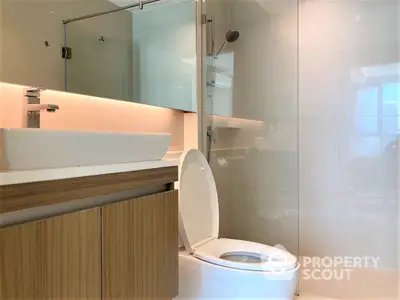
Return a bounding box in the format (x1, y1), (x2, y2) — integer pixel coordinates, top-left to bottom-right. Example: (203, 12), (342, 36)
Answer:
(0, 128), (171, 171)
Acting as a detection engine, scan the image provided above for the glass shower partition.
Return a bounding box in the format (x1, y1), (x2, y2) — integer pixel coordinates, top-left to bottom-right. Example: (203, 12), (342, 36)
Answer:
(201, 0), (399, 298)
(63, 5), (134, 102)
(202, 0), (300, 272)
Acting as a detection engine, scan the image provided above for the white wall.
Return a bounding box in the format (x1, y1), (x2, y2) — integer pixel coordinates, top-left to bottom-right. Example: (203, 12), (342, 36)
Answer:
(206, 0), (298, 239)
(0, 0), (132, 100)
(206, 0), (300, 259)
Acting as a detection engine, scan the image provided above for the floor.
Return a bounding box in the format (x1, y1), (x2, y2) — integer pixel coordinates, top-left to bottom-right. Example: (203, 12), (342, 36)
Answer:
(296, 293), (399, 300)
(297, 264), (399, 300)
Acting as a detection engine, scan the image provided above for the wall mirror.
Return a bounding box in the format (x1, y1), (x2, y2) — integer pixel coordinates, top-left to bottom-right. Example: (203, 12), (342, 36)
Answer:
(0, 0), (197, 112)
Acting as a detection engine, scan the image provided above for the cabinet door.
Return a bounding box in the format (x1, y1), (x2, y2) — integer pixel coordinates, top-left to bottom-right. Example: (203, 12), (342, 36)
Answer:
(0, 208), (101, 299)
(102, 190), (179, 299)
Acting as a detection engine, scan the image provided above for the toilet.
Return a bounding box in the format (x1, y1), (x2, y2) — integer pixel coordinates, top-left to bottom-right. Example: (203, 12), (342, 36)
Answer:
(177, 149), (299, 299)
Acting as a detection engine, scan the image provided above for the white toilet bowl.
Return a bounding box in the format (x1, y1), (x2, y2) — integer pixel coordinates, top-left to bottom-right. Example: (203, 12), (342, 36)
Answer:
(176, 150), (299, 300)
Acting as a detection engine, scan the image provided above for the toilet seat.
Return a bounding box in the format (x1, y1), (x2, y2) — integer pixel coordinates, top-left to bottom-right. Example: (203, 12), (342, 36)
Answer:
(193, 238), (297, 272)
(178, 149), (297, 273)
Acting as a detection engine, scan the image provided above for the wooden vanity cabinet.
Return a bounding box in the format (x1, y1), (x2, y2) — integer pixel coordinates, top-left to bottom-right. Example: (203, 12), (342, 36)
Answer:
(0, 208), (102, 299)
(0, 190), (179, 300)
(102, 190), (179, 300)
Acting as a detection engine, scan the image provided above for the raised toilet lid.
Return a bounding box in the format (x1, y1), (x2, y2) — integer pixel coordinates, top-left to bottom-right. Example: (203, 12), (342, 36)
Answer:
(179, 149), (219, 253)
(178, 150), (298, 272)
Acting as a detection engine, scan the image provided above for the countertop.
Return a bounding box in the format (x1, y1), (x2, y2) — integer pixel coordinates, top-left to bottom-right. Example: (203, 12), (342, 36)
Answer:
(0, 159), (180, 186)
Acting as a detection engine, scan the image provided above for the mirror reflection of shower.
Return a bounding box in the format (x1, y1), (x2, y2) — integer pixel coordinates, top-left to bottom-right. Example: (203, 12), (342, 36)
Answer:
(207, 28), (239, 89)
(207, 29), (240, 162)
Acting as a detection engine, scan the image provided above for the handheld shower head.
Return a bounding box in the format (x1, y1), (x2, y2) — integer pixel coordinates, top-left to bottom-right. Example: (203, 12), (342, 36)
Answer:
(216, 29), (240, 56)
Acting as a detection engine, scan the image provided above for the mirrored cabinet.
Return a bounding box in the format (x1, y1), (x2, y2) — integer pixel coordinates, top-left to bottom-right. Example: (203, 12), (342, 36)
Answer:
(0, 0), (197, 112)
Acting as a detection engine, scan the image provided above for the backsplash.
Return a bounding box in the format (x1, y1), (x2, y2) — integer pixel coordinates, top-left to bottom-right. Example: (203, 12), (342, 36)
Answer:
(0, 82), (184, 151)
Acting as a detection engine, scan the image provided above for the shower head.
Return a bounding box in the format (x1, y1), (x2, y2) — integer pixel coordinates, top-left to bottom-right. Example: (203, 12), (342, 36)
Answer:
(216, 29), (240, 56)
(225, 30), (240, 43)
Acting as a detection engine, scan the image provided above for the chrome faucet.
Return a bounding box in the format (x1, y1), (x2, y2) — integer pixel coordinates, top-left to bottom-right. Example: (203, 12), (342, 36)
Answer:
(25, 87), (59, 128)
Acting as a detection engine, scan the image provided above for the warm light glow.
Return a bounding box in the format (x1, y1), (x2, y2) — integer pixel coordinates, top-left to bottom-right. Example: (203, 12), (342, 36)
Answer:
(0, 82), (185, 151)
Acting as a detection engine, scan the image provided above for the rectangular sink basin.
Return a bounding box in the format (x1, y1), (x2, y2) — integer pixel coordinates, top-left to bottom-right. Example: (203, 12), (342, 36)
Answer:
(0, 128), (171, 171)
